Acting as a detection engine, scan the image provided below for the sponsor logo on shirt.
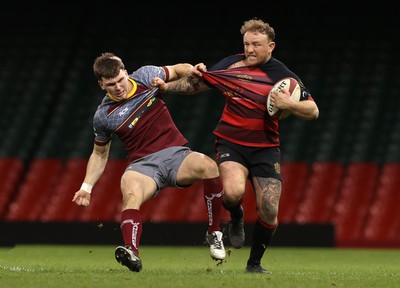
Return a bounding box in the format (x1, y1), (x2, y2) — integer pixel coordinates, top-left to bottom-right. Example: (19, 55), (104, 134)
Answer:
(128, 97), (157, 128)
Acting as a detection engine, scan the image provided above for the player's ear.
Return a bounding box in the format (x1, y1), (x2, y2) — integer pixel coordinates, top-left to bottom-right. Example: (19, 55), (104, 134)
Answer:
(98, 80), (105, 90)
(269, 41), (276, 51)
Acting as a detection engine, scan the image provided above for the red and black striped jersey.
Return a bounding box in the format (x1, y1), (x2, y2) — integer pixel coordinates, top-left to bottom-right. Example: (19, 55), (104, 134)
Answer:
(206, 54), (314, 147)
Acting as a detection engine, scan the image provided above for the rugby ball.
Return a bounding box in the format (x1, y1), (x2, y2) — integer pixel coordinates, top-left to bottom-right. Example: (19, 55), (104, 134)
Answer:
(267, 77), (301, 120)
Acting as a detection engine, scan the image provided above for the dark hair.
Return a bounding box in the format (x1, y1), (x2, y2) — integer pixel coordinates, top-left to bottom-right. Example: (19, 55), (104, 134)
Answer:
(240, 18), (275, 41)
(93, 52), (125, 80)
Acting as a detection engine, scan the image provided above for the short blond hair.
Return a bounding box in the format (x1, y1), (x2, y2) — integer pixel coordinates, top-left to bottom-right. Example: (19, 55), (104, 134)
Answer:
(240, 18), (275, 41)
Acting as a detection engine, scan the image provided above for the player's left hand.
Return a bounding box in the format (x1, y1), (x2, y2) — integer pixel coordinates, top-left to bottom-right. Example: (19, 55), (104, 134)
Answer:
(192, 63), (207, 77)
(269, 88), (292, 110)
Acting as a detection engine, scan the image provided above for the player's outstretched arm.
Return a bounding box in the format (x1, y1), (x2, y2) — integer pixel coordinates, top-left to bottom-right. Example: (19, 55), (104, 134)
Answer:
(72, 142), (111, 206)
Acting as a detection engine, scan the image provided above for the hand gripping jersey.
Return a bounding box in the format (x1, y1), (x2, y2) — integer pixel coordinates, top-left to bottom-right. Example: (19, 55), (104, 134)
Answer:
(92, 65), (188, 162)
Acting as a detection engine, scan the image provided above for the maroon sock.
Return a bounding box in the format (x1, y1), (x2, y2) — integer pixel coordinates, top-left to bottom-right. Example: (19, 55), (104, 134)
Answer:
(203, 177), (224, 233)
(120, 209), (142, 255)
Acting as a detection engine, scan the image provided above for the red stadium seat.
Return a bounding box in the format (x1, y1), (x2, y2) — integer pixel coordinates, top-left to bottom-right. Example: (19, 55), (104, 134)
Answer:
(6, 159), (63, 221)
(278, 162), (309, 223)
(294, 162), (343, 224)
(0, 158), (24, 219)
(241, 180), (258, 222)
(44, 159), (126, 222)
(183, 181), (208, 222)
(362, 163), (400, 245)
(332, 163), (378, 245)
(145, 186), (194, 223)
(39, 159), (88, 221)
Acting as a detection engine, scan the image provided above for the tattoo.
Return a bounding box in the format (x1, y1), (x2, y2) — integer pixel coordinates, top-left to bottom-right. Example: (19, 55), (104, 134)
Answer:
(255, 177), (281, 218)
(167, 76), (200, 94)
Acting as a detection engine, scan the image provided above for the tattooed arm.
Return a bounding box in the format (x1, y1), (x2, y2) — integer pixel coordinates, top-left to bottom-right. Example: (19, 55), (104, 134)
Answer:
(152, 63), (211, 94)
(164, 76), (210, 94)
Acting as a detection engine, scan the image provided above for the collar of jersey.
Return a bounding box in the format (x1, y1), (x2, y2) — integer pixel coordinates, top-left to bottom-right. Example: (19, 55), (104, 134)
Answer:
(107, 78), (137, 102)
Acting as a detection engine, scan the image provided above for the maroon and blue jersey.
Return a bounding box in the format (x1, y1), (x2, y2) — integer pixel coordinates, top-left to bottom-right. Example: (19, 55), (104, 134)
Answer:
(205, 54), (314, 147)
(93, 65), (188, 162)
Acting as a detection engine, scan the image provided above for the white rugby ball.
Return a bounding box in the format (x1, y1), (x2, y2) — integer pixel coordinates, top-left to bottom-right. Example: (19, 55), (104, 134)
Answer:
(267, 77), (301, 120)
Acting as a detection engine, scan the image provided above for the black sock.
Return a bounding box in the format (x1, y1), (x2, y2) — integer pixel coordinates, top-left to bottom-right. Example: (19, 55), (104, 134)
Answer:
(223, 201), (243, 221)
(247, 219), (277, 266)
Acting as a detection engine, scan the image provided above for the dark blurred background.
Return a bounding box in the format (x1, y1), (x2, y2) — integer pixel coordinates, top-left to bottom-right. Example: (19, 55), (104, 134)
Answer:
(1, 1), (399, 247)
(1, 2), (398, 162)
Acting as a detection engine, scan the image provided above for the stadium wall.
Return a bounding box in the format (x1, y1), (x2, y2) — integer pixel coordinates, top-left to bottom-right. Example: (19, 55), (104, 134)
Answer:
(0, 222), (334, 247)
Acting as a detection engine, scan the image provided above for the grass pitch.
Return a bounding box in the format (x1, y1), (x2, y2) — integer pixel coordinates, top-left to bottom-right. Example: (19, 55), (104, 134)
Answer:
(0, 245), (399, 288)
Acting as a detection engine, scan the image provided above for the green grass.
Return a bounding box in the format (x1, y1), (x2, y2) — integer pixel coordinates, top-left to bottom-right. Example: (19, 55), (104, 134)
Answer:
(0, 245), (399, 288)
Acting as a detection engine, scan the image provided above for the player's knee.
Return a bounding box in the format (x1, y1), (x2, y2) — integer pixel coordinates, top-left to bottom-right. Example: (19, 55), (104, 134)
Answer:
(260, 195), (280, 218)
(206, 160), (219, 178)
(121, 189), (141, 209)
(223, 193), (243, 207)
(197, 155), (219, 178)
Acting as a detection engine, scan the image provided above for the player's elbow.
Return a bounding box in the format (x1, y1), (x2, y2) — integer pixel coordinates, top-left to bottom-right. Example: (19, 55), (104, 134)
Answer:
(304, 101), (319, 120)
(297, 102), (319, 120)
(310, 106), (319, 120)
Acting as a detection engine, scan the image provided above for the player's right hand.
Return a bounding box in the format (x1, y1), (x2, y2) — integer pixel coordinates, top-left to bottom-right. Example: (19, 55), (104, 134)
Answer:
(151, 77), (168, 92)
(72, 190), (91, 206)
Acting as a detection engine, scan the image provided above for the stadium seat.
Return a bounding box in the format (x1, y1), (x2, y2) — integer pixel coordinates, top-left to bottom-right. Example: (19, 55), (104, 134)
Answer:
(332, 163), (378, 245)
(240, 180), (259, 222)
(294, 162), (343, 224)
(0, 158), (24, 219)
(39, 159), (88, 221)
(5, 159), (63, 221)
(145, 186), (194, 223)
(362, 163), (400, 245)
(278, 162), (309, 223)
(182, 181), (208, 222)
